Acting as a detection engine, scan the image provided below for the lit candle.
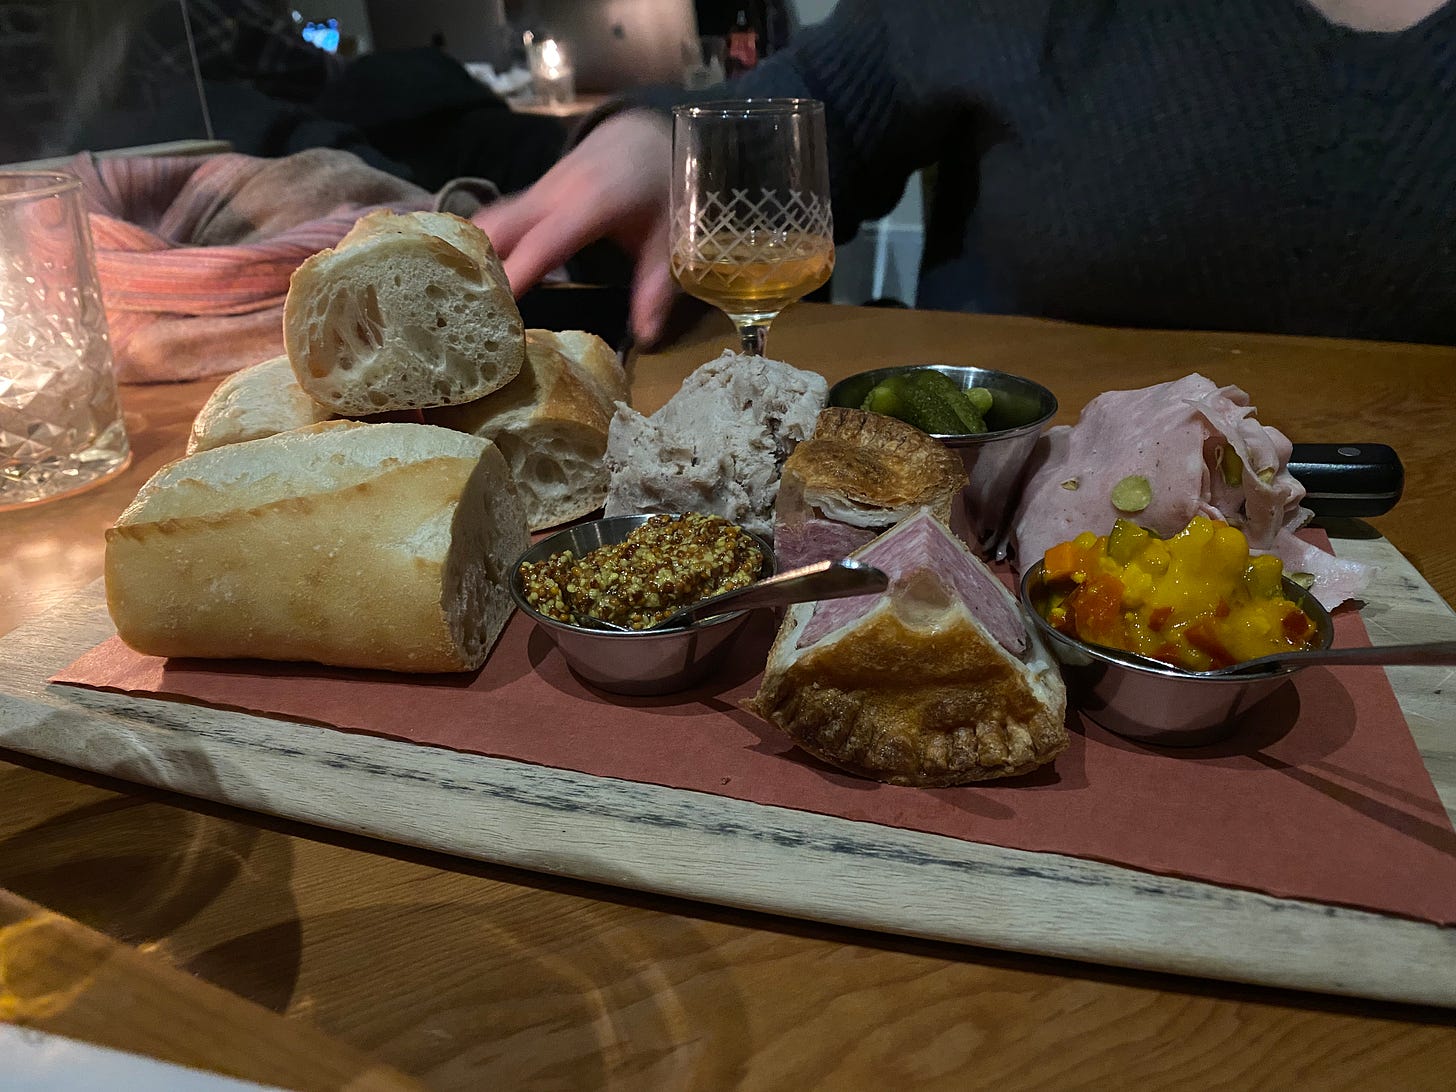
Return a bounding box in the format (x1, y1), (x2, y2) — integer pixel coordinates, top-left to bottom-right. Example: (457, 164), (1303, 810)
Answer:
(541, 38), (563, 79)
(531, 38), (575, 106)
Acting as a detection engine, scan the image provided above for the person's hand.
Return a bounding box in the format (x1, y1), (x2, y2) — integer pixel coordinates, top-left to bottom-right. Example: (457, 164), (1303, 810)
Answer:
(472, 109), (675, 346)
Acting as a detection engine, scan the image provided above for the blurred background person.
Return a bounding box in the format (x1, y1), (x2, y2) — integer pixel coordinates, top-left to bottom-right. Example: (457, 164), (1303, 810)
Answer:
(12, 0), (563, 193)
(476, 0), (1456, 348)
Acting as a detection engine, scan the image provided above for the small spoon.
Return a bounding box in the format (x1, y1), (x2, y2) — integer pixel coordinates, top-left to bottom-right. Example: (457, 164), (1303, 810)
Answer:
(1097, 639), (1456, 678)
(1194, 639), (1456, 677)
(572, 558), (888, 632)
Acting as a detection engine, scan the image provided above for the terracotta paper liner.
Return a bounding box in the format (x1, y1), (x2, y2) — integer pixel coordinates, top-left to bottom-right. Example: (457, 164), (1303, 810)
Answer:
(54, 573), (1456, 926)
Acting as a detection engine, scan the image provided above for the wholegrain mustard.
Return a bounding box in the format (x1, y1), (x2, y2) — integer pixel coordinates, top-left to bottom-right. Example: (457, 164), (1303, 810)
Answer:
(521, 513), (764, 630)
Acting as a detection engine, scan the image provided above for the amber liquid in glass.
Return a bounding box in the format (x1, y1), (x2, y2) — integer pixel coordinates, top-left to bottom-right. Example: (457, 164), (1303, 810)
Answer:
(673, 231), (834, 319)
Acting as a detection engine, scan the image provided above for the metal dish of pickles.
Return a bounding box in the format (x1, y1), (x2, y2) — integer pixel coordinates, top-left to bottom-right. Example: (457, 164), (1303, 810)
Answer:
(827, 364), (1058, 558)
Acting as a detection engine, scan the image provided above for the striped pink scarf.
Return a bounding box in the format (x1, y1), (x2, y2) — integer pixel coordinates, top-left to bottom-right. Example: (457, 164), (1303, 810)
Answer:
(74, 149), (490, 383)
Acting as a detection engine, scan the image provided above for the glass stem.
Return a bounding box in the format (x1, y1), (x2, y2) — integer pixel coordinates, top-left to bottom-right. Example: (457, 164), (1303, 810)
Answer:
(735, 319), (772, 357)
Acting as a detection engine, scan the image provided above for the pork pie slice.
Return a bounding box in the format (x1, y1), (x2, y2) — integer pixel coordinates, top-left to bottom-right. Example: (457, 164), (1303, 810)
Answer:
(773, 407), (968, 570)
(749, 510), (1067, 786)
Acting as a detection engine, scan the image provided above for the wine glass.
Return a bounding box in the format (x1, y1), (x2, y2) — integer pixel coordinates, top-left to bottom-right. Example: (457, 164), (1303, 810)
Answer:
(670, 99), (834, 357)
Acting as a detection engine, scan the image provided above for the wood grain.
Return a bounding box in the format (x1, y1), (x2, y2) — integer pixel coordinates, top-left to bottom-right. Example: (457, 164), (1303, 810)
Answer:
(0, 888), (419, 1090)
(2, 305), (1455, 1088)
(1, 555), (1454, 1006)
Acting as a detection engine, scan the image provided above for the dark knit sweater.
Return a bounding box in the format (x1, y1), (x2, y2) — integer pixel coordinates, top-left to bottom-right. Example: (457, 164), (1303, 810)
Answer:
(658, 0), (1456, 345)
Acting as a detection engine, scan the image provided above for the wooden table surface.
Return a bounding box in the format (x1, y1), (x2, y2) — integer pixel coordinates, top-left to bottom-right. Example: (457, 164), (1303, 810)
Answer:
(2, 303), (1454, 1089)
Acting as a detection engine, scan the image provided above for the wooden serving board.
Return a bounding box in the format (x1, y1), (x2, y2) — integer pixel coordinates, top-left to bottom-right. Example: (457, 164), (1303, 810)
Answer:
(2, 533), (1455, 1008)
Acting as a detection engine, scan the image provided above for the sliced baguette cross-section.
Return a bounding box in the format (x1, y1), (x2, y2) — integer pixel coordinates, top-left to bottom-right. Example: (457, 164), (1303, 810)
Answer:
(284, 210), (525, 417)
(427, 329), (629, 530)
(106, 421), (529, 673)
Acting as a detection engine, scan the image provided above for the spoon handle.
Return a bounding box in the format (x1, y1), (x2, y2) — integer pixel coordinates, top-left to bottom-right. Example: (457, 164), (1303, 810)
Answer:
(663, 558), (888, 627)
(1228, 639), (1456, 675)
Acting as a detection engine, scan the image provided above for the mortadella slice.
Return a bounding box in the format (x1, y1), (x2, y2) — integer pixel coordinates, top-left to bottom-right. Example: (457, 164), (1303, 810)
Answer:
(1009, 373), (1371, 609)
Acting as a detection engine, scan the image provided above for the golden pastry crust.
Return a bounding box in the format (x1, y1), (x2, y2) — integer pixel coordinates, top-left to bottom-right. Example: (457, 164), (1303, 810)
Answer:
(784, 407), (968, 519)
(749, 606), (1068, 786)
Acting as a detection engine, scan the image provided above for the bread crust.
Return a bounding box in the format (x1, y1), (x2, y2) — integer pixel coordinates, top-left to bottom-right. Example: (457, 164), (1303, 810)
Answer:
(284, 210), (525, 416)
(187, 355), (335, 454)
(548, 330), (627, 408)
(783, 407), (968, 523)
(516, 330), (622, 441)
(427, 330), (628, 529)
(106, 421), (528, 673)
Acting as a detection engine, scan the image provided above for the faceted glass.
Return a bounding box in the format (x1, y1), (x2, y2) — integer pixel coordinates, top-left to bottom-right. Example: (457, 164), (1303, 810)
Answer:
(0, 171), (130, 510)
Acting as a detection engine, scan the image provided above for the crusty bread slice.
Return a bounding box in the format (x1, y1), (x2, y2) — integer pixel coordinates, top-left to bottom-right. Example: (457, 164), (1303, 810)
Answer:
(284, 210), (525, 416)
(748, 511), (1067, 785)
(427, 329), (628, 530)
(106, 421), (529, 673)
(187, 355), (336, 454)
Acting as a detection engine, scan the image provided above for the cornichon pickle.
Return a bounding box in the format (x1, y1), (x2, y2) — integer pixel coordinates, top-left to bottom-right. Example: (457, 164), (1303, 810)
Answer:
(1106, 518), (1151, 565)
(860, 375), (957, 433)
(859, 370), (995, 434)
(965, 386), (994, 415)
(912, 369), (988, 433)
(900, 380), (969, 433)
(860, 381), (907, 419)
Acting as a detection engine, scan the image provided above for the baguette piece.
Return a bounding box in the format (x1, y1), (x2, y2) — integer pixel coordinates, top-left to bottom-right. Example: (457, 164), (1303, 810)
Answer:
(749, 511), (1067, 785)
(284, 210), (525, 416)
(106, 421), (529, 673)
(427, 329), (628, 530)
(187, 355), (336, 454)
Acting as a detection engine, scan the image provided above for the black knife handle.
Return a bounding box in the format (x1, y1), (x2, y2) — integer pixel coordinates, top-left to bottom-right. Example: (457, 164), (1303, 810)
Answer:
(1287, 443), (1404, 518)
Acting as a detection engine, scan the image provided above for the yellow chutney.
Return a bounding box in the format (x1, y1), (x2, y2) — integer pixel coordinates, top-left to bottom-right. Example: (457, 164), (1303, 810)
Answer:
(1038, 516), (1318, 671)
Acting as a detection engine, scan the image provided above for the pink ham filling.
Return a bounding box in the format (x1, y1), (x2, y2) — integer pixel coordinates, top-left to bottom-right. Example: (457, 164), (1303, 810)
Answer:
(796, 513), (1028, 655)
(775, 515), (878, 571)
(1011, 375), (1245, 566)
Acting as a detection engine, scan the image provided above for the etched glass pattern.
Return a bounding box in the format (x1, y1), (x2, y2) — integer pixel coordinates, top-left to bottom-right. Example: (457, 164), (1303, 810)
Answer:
(0, 173), (130, 509)
(671, 187), (834, 286)
(670, 100), (834, 355)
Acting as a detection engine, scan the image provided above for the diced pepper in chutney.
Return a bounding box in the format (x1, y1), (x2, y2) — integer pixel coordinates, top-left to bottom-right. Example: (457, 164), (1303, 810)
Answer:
(1038, 516), (1320, 671)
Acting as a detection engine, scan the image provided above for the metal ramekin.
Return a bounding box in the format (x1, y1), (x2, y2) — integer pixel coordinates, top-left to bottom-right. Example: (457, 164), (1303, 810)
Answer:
(508, 514), (775, 696)
(827, 365), (1058, 560)
(1020, 562), (1336, 746)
